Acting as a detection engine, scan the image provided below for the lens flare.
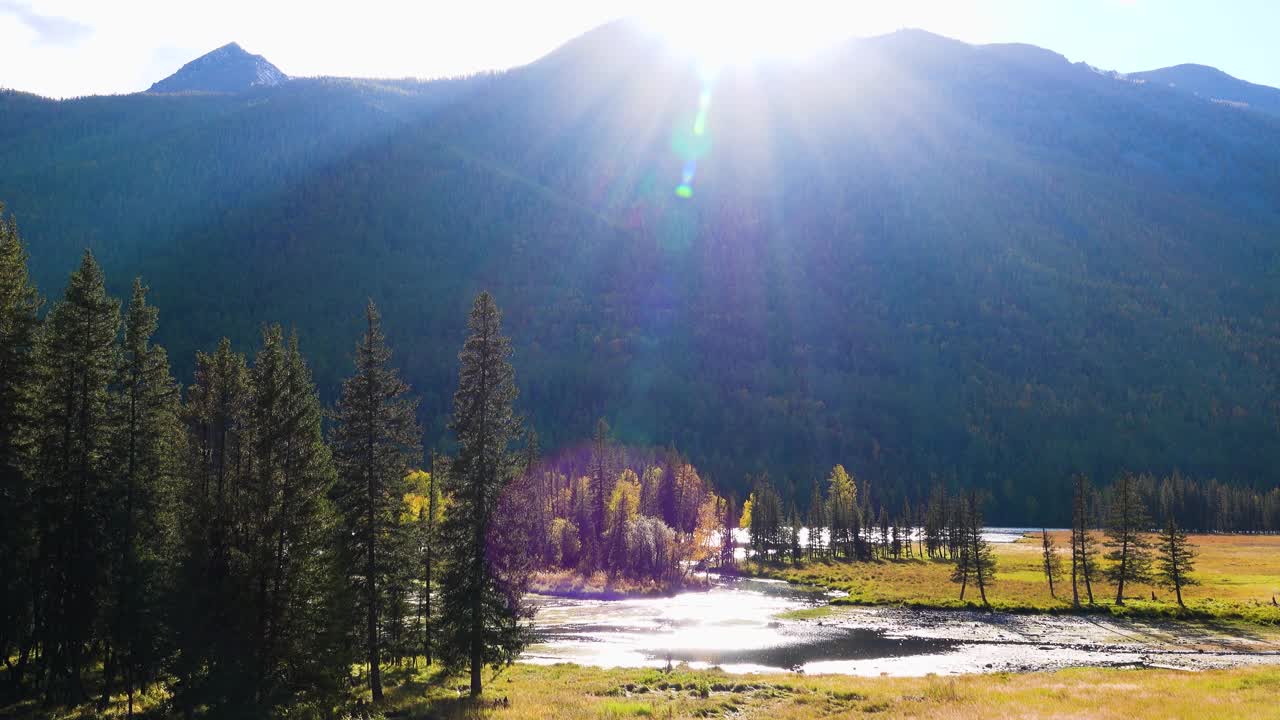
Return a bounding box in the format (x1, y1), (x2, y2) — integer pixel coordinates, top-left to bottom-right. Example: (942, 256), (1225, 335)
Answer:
(673, 78), (715, 199)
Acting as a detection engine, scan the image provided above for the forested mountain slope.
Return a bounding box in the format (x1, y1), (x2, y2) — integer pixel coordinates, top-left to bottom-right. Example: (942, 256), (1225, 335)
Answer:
(3, 22), (1280, 521)
(1130, 63), (1280, 117)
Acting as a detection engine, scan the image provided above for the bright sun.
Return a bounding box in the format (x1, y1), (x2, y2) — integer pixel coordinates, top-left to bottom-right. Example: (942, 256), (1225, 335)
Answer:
(640, 2), (857, 70)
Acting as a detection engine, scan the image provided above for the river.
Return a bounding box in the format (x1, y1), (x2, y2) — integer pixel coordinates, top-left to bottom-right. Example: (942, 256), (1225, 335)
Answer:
(524, 575), (1280, 676)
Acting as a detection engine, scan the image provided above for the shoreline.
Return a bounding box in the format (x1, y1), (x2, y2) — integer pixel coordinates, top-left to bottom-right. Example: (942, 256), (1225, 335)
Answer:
(528, 569), (714, 600)
(733, 564), (1280, 626)
(723, 531), (1280, 628)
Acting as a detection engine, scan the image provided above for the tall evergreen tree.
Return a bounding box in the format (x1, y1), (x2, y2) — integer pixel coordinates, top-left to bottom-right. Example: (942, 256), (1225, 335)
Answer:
(1155, 516), (1198, 608)
(924, 485), (946, 559)
(175, 329), (343, 716)
(787, 506), (803, 564)
(952, 491), (996, 606)
(30, 251), (120, 703)
(719, 495), (738, 569)
(899, 498), (913, 559)
(1104, 472), (1152, 605)
(1040, 529), (1063, 598)
(588, 417), (614, 569)
(248, 328), (344, 713)
(878, 507), (890, 560)
(806, 482), (826, 559)
(330, 301), (422, 702)
(1070, 474), (1099, 607)
(256, 329), (344, 710)
(439, 292), (529, 698)
(102, 280), (179, 716)
(173, 338), (251, 716)
(0, 206), (41, 698)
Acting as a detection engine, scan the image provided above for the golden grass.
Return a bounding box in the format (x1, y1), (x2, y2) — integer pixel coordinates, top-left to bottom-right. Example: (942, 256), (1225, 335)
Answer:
(371, 661), (1280, 719)
(10, 655), (1280, 718)
(744, 532), (1280, 625)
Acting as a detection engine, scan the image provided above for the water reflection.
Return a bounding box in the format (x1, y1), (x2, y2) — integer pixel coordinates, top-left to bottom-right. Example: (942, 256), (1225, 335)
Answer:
(525, 571), (1279, 676)
(525, 576), (956, 674)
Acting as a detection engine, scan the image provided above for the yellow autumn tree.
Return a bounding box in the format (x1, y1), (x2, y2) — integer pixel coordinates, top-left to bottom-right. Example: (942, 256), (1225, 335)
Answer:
(739, 493), (755, 529)
(607, 469), (642, 534)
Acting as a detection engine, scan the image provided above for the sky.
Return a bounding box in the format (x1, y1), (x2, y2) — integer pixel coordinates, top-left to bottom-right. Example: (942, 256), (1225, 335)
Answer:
(2, 0), (1278, 99)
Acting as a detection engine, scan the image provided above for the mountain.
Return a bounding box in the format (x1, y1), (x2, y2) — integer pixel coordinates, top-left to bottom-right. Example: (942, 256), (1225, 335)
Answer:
(1129, 63), (1280, 117)
(148, 42), (287, 93)
(3, 23), (1280, 521)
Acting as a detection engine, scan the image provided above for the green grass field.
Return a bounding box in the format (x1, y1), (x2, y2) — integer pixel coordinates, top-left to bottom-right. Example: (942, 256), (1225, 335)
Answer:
(368, 662), (1280, 719)
(745, 532), (1280, 625)
(11, 661), (1280, 719)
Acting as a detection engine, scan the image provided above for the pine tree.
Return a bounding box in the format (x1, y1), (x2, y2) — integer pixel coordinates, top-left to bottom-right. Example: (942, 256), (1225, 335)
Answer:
(748, 481), (766, 561)
(1104, 472), (1152, 606)
(946, 493), (965, 561)
(950, 506), (973, 600)
(1040, 528), (1063, 598)
(173, 338), (251, 716)
(0, 206), (41, 696)
(719, 495), (737, 569)
(439, 292), (529, 698)
(748, 477), (783, 562)
(1155, 516), (1198, 608)
(889, 515), (902, 560)
(102, 280), (179, 716)
(247, 328), (343, 712)
(788, 507), (803, 564)
(330, 301), (422, 702)
(900, 498), (913, 559)
(924, 485), (945, 559)
(588, 418), (614, 570)
(175, 329), (343, 715)
(1070, 474), (1099, 606)
(30, 251), (120, 703)
(952, 491), (996, 605)
(878, 507), (890, 560)
(806, 482), (826, 560)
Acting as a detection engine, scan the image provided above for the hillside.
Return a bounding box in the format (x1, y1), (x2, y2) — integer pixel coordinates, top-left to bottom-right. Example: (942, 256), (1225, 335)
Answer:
(3, 22), (1280, 521)
(1130, 63), (1280, 117)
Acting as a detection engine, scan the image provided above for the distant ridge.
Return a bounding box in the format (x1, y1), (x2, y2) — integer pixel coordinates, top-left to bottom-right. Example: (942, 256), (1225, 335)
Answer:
(1129, 63), (1280, 117)
(148, 42), (286, 94)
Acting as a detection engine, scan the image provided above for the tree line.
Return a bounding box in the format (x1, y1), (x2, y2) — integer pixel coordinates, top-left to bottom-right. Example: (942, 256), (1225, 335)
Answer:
(739, 467), (1207, 609)
(514, 419), (726, 587)
(1053, 472), (1199, 608)
(737, 466), (998, 604)
(1, 214), (535, 716)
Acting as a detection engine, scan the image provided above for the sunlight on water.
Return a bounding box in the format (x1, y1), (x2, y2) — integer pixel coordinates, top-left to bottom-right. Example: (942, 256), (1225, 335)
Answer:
(524, 577), (958, 675)
(525, 573), (1277, 676)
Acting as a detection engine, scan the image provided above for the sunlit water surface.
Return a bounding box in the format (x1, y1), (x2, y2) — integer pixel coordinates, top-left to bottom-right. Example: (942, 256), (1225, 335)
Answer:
(526, 576), (970, 675)
(524, 529), (1279, 676)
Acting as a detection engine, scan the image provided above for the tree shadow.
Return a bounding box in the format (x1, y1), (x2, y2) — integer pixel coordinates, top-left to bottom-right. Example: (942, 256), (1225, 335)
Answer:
(372, 662), (519, 720)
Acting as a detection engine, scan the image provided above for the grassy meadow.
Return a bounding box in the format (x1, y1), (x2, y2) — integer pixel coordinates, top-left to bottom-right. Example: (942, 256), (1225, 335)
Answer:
(366, 662), (1280, 720)
(10, 660), (1280, 719)
(745, 532), (1280, 624)
(17, 661), (1280, 712)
